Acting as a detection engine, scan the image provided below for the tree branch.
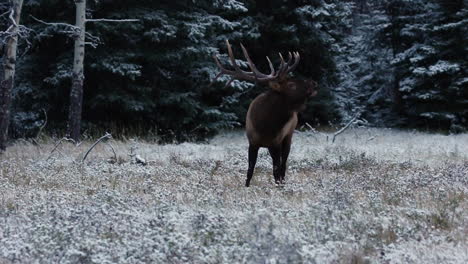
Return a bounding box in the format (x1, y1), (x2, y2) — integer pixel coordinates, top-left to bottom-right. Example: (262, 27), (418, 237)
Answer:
(8, 8), (17, 27)
(0, 5), (33, 49)
(30, 15), (81, 31)
(0, 9), (11, 18)
(30, 15), (100, 45)
(86, 18), (139, 23)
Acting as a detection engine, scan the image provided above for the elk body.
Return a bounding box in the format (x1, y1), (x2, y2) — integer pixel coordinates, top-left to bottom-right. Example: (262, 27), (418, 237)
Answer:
(213, 40), (318, 187)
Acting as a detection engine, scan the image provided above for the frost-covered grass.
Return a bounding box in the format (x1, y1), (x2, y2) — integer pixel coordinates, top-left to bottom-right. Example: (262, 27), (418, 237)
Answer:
(1, 128), (467, 263)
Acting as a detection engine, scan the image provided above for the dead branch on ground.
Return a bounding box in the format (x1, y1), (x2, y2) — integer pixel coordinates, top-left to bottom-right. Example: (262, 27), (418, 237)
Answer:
(332, 113), (360, 143)
(46, 137), (76, 161)
(82, 132), (112, 163)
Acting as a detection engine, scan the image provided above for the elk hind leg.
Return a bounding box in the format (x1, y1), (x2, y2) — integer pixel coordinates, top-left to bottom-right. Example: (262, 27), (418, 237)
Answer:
(268, 146), (282, 185)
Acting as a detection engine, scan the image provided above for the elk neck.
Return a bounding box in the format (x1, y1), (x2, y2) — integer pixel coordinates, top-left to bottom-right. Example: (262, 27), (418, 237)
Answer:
(267, 90), (307, 114)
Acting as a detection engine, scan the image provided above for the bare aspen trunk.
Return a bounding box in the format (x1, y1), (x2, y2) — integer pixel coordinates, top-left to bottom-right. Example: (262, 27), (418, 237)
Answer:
(67, 0), (86, 141)
(0, 0), (23, 151)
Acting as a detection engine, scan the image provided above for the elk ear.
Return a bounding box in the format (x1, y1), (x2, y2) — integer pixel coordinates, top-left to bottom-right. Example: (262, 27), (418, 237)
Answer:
(268, 81), (282, 92)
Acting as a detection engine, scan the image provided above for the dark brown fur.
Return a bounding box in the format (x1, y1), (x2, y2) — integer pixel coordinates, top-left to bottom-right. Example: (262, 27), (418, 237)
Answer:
(245, 79), (318, 186)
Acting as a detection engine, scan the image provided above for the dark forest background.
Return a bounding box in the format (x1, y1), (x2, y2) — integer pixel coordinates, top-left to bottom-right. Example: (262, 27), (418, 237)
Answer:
(1, 0), (467, 141)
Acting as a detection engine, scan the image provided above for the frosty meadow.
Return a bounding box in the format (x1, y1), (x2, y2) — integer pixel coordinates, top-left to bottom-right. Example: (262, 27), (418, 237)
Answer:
(1, 0), (467, 263)
(1, 128), (467, 263)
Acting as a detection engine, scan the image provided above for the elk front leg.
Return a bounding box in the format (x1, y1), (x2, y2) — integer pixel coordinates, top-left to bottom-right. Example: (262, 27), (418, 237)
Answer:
(268, 146), (282, 185)
(280, 135), (292, 184)
(246, 145), (259, 187)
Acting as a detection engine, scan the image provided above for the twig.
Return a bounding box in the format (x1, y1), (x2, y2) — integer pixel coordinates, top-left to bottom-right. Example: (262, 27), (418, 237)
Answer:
(0, 9), (11, 18)
(31, 138), (39, 146)
(332, 113), (360, 143)
(46, 137), (76, 161)
(82, 132), (112, 163)
(305, 122), (314, 131)
(106, 142), (117, 161)
(300, 123), (318, 141)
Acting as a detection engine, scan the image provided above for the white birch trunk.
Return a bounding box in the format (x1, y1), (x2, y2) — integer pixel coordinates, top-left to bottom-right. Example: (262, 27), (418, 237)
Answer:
(67, 0), (86, 141)
(0, 0), (23, 150)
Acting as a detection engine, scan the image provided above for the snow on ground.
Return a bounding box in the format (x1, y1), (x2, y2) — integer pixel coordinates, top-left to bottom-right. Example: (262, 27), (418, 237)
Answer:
(1, 128), (467, 263)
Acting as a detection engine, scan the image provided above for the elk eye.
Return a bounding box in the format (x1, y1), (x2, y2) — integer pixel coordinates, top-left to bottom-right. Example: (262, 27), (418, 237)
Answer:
(287, 82), (296, 90)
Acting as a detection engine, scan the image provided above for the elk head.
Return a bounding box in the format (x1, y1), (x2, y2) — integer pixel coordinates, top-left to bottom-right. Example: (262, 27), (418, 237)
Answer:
(213, 40), (318, 186)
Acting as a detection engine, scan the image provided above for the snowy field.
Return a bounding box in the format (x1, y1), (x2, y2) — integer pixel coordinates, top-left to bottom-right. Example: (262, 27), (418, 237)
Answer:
(1, 128), (467, 263)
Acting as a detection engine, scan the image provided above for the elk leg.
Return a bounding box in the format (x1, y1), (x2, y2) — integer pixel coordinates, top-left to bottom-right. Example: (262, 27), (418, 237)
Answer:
(246, 145), (259, 187)
(280, 136), (292, 184)
(268, 146), (282, 185)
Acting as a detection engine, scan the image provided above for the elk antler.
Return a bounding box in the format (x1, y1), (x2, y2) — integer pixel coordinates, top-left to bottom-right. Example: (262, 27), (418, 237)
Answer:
(212, 40), (300, 87)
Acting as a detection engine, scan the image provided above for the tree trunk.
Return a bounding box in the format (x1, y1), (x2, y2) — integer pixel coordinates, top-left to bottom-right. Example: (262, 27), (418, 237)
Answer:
(388, 3), (404, 114)
(391, 68), (403, 113)
(0, 0), (23, 151)
(67, 0), (86, 141)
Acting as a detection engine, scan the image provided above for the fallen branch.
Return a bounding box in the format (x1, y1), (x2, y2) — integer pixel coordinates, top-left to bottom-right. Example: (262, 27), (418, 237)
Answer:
(304, 122), (315, 131)
(332, 113), (360, 143)
(135, 154), (147, 165)
(106, 142), (117, 162)
(46, 137), (76, 161)
(82, 132), (112, 163)
(299, 123), (318, 142)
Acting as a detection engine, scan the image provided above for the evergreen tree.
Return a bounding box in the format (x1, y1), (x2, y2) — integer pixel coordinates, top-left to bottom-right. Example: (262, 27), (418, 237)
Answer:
(84, 0), (257, 140)
(336, 0), (467, 131)
(335, 0), (397, 125)
(393, 0), (467, 131)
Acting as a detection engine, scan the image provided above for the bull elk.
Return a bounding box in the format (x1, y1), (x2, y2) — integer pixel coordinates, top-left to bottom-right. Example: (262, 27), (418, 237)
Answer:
(213, 40), (318, 187)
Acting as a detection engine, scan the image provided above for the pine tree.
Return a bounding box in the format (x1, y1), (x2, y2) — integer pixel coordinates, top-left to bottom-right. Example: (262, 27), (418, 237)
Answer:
(392, 0), (467, 131)
(335, 0), (398, 125)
